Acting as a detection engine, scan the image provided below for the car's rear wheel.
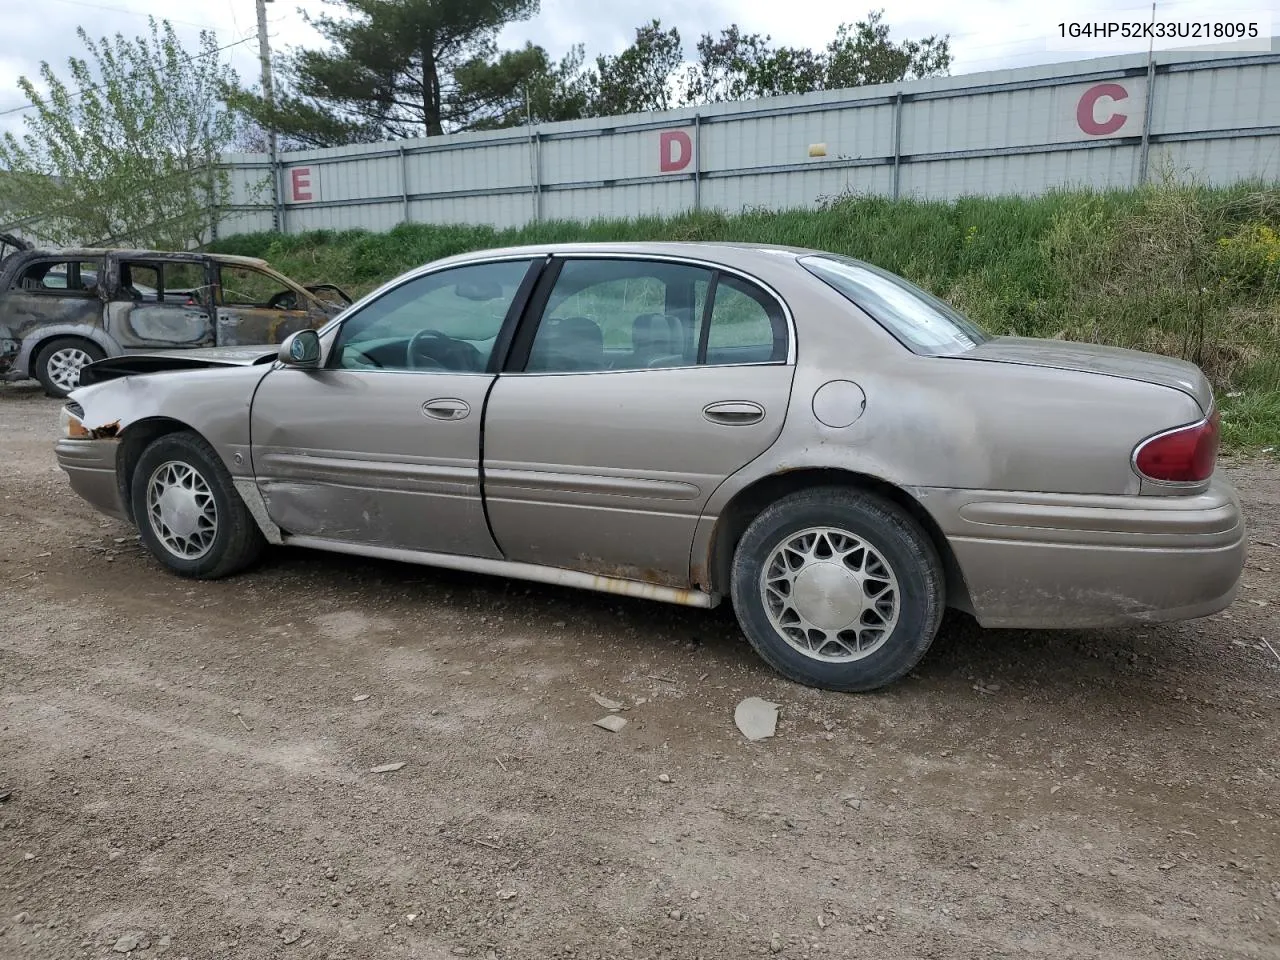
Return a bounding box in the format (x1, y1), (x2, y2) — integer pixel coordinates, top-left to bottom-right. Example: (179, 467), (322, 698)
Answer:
(130, 431), (264, 579)
(34, 337), (104, 398)
(730, 487), (945, 692)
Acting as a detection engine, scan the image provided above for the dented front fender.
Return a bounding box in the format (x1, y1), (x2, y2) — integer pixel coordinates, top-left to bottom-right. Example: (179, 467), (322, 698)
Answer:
(66, 363), (276, 480)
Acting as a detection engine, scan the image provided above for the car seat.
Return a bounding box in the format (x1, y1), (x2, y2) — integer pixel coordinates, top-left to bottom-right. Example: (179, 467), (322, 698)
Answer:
(527, 316), (604, 372)
(632, 313), (688, 368)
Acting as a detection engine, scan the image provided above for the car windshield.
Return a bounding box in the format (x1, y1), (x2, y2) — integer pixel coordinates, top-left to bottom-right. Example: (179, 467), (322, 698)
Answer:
(798, 254), (990, 357)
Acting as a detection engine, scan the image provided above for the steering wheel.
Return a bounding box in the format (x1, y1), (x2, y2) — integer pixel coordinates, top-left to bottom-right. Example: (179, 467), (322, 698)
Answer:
(407, 329), (482, 371)
(267, 289), (299, 311)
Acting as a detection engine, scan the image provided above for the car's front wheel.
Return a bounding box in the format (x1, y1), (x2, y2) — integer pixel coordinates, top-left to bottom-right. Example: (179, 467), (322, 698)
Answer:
(34, 337), (104, 398)
(130, 431), (265, 579)
(730, 487), (945, 692)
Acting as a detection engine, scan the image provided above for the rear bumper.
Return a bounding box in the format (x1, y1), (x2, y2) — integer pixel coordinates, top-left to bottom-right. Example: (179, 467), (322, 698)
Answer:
(921, 477), (1246, 628)
(55, 438), (129, 522)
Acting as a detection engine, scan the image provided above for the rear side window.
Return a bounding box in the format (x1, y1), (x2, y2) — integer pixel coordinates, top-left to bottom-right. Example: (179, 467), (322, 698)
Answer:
(524, 258), (789, 373)
(118, 263), (161, 302)
(11, 259), (103, 297)
(799, 254), (989, 357)
(701, 275), (788, 365)
(164, 262), (208, 303)
(529, 259), (709, 372)
(116, 260), (210, 304)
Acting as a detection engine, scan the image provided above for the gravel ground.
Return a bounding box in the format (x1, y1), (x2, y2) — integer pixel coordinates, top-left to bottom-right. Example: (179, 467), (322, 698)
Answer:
(1, 381), (1277, 960)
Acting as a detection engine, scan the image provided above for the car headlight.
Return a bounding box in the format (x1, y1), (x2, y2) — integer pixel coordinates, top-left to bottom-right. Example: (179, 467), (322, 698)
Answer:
(60, 405), (91, 439)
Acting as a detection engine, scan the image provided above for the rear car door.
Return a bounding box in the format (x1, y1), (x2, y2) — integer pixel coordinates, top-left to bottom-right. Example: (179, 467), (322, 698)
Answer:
(215, 261), (328, 345)
(0, 256), (105, 379)
(249, 257), (538, 557)
(481, 256), (796, 586)
(103, 255), (215, 349)
(0, 255), (105, 336)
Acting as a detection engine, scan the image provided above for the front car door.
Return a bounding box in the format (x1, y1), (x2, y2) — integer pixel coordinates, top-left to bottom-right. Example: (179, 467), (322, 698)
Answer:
(214, 261), (330, 345)
(481, 255), (796, 587)
(102, 255), (215, 350)
(249, 257), (538, 557)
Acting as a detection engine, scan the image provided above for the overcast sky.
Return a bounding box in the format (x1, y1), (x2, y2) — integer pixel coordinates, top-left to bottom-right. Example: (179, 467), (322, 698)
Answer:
(2, 0), (1277, 139)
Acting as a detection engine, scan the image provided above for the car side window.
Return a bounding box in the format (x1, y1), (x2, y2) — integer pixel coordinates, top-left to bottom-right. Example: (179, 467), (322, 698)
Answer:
(332, 259), (533, 373)
(220, 264), (289, 308)
(704, 275), (789, 365)
(525, 259), (713, 373)
(525, 259), (787, 373)
(163, 262), (210, 305)
(11, 259), (103, 297)
(115, 260), (209, 305)
(116, 262), (161, 302)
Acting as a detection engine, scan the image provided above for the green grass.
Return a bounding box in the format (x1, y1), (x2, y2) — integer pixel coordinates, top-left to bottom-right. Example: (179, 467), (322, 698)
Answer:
(1220, 391), (1280, 451)
(211, 180), (1280, 452)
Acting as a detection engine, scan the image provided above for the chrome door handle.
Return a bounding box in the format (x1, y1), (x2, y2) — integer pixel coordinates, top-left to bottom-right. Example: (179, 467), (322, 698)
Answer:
(703, 401), (765, 426)
(422, 398), (470, 420)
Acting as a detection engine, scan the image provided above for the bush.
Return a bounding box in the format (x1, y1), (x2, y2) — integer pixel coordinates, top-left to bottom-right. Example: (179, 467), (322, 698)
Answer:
(1217, 223), (1280, 294)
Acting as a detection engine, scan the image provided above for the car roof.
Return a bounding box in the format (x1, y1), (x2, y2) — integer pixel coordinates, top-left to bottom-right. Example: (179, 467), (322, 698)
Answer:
(434, 240), (826, 269)
(12, 248), (271, 269)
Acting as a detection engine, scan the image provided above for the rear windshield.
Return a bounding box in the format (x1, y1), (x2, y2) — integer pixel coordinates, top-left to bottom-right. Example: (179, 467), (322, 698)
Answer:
(798, 254), (990, 357)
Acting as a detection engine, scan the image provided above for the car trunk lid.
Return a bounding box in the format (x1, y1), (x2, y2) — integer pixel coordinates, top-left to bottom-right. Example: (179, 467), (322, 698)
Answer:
(961, 336), (1214, 413)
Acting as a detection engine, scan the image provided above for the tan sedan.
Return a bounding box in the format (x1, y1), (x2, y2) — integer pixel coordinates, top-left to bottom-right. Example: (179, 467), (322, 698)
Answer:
(54, 242), (1245, 691)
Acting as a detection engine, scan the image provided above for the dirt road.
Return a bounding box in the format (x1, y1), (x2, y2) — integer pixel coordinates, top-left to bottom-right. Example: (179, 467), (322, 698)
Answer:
(1, 382), (1277, 960)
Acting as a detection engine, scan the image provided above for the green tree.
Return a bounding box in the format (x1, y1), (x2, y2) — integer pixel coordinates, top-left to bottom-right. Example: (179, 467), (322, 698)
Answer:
(225, 6), (953, 144)
(591, 20), (685, 115)
(687, 26), (775, 103)
(824, 10), (952, 89)
(687, 9), (951, 104)
(454, 42), (593, 129)
(0, 18), (239, 248)
(228, 0), (541, 144)
(526, 45), (595, 124)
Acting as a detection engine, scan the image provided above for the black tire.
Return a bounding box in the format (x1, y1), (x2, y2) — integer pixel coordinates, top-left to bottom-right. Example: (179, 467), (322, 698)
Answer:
(729, 487), (945, 693)
(130, 431), (265, 579)
(34, 337), (105, 398)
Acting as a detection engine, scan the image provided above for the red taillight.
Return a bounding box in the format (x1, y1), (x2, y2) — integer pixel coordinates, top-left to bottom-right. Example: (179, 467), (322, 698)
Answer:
(1133, 410), (1220, 483)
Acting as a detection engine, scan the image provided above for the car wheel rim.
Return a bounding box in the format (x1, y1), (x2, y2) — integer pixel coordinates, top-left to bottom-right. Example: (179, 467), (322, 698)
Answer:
(146, 460), (218, 560)
(759, 526), (900, 663)
(47, 347), (94, 392)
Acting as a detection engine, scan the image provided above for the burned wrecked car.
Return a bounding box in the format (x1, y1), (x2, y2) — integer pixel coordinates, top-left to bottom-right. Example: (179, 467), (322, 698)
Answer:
(0, 242), (350, 397)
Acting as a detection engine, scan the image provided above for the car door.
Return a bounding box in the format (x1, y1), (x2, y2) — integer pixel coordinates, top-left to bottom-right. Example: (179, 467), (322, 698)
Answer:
(214, 261), (329, 345)
(249, 257), (539, 557)
(482, 256), (796, 587)
(103, 255), (215, 349)
(0, 256), (105, 339)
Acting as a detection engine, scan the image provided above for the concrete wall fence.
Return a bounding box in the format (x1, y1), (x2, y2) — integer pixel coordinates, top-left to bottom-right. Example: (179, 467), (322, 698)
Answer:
(217, 43), (1280, 237)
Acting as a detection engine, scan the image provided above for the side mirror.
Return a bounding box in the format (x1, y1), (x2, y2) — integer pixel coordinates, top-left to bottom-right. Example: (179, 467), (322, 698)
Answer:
(279, 329), (321, 367)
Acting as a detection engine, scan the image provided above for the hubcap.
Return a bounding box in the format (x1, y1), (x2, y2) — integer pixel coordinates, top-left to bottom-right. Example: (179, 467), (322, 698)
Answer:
(146, 461), (218, 560)
(760, 527), (900, 663)
(47, 347), (94, 392)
